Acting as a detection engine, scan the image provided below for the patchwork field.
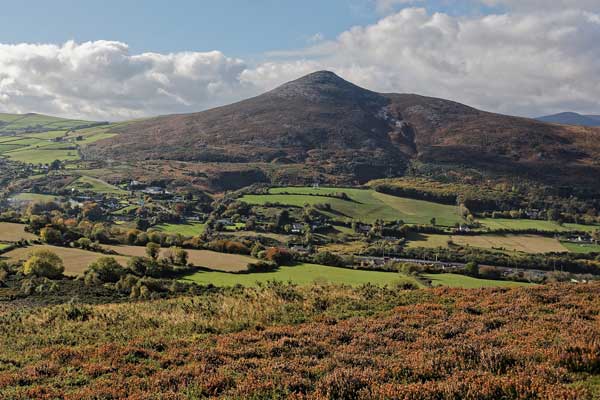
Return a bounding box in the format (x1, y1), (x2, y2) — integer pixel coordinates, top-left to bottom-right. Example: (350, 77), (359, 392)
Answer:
(407, 233), (569, 253)
(241, 187), (463, 225)
(153, 222), (206, 236)
(67, 175), (126, 194)
(561, 241), (600, 254)
(0, 223), (37, 242)
(182, 263), (423, 287)
(423, 273), (532, 288)
(106, 245), (253, 272)
(1, 245), (130, 276)
(5, 146), (79, 164)
(478, 218), (599, 233)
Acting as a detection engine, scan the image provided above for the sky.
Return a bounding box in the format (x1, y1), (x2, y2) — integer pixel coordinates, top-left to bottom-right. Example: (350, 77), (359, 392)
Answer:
(0, 0), (599, 120)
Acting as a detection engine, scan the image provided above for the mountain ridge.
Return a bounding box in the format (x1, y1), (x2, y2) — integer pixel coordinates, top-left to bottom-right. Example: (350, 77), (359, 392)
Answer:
(536, 111), (600, 127)
(83, 71), (600, 187)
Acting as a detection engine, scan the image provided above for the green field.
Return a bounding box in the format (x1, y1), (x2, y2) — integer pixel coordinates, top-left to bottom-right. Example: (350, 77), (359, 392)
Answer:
(478, 218), (599, 233)
(154, 222), (206, 236)
(423, 273), (531, 288)
(182, 263), (422, 287)
(9, 192), (58, 202)
(561, 241), (600, 254)
(241, 187), (463, 225)
(5, 146), (79, 163)
(67, 175), (126, 194)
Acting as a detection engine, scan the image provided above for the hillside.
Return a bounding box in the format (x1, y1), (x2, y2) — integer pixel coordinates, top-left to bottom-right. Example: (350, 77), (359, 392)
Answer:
(0, 113), (105, 135)
(1, 282), (598, 398)
(84, 71), (600, 186)
(536, 112), (600, 127)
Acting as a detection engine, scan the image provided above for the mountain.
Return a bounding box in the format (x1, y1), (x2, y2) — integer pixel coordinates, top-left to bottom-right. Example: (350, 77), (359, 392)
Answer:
(536, 112), (600, 127)
(84, 71), (600, 187)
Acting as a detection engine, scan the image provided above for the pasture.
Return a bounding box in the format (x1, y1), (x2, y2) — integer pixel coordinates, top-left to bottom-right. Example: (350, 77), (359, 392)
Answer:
(423, 273), (531, 288)
(9, 192), (59, 203)
(561, 241), (600, 254)
(5, 146), (79, 163)
(407, 233), (569, 254)
(0, 222), (38, 241)
(1, 245), (130, 276)
(241, 186), (463, 225)
(106, 245), (252, 272)
(478, 218), (599, 233)
(153, 222), (206, 236)
(182, 263), (422, 287)
(67, 175), (126, 194)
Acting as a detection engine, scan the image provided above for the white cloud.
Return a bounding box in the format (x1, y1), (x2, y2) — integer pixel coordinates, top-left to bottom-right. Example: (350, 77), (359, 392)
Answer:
(0, 40), (253, 120)
(251, 7), (600, 117)
(2, 4), (600, 120)
(373, 0), (424, 14)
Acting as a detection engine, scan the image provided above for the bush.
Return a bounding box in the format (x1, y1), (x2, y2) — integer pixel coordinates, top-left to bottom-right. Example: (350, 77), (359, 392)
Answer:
(40, 227), (62, 244)
(23, 249), (64, 279)
(313, 251), (345, 267)
(85, 257), (127, 283)
(264, 247), (294, 265)
(465, 261), (480, 277)
(479, 266), (503, 279)
(246, 260), (278, 273)
(146, 242), (161, 259)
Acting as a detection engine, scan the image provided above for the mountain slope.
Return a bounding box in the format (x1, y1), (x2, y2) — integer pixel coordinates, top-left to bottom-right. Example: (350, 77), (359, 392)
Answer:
(536, 112), (600, 127)
(85, 71), (600, 186)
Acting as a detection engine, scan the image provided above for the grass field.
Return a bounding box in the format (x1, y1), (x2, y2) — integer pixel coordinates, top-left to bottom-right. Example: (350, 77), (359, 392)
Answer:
(5, 146), (79, 163)
(67, 175), (126, 194)
(241, 187), (463, 225)
(423, 273), (531, 288)
(182, 263), (422, 287)
(153, 222), (206, 236)
(478, 218), (600, 233)
(407, 233), (569, 253)
(106, 245), (253, 272)
(9, 192), (58, 202)
(561, 241), (600, 254)
(0, 222), (38, 241)
(1, 245), (130, 276)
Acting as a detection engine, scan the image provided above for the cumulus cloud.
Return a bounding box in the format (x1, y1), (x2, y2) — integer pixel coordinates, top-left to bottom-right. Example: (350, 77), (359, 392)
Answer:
(2, 4), (600, 120)
(0, 40), (255, 120)
(252, 7), (600, 117)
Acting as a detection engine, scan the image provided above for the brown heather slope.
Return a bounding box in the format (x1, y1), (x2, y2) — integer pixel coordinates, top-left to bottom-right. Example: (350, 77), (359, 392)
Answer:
(85, 71), (600, 186)
(0, 283), (599, 398)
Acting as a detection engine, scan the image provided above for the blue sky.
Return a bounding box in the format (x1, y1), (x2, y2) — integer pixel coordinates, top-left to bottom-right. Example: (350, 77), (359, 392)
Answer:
(0, 0), (501, 57)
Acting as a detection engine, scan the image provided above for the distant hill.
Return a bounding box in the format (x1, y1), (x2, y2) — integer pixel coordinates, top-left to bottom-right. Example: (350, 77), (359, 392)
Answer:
(536, 112), (600, 127)
(0, 112), (105, 135)
(84, 71), (600, 187)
